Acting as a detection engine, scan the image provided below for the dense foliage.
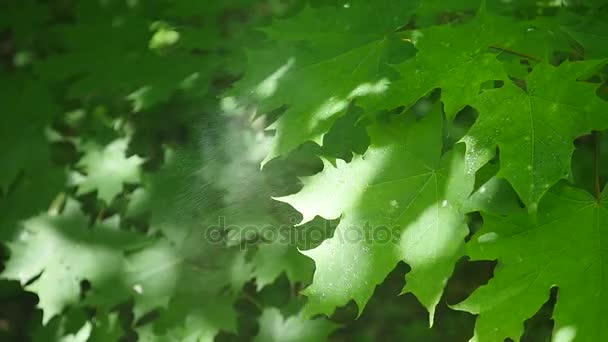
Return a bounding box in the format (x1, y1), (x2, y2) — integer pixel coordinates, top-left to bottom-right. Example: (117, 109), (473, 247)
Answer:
(2, 0), (608, 341)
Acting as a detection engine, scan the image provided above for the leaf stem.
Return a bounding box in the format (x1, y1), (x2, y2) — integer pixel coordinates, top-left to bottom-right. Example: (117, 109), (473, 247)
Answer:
(241, 292), (263, 311)
(593, 130), (601, 202)
(48, 192), (66, 216)
(489, 45), (542, 62)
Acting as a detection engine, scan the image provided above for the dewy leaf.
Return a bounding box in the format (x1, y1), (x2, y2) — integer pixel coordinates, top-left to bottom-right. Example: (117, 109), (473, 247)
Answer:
(454, 183), (608, 341)
(276, 105), (474, 322)
(74, 139), (143, 203)
(462, 60), (608, 207)
(367, 6), (511, 119)
(233, 0), (420, 165)
(254, 308), (338, 342)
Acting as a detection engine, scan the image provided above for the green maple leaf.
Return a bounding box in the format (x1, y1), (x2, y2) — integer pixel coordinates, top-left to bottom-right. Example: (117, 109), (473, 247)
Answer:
(367, 4), (576, 119)
(0, 74), (64, 239)
(139, 296), (238, 342)
(0, 164), (64, 240)
(87, 312), (124, 342)
(462, 60), (608, 207)
(276, 105), (474, 321)
(563, 13), (608, 59)
(33, 309), (124, 342)
(233, 0), (420, 165)
(124, 148), (255, 340)
(104, 238), (247, 341)
(252, 243), (314, 291)
(0, 0), (49, 48)
(129, 131), (313, 293)
(0, 75), (59, 192)
(117, 214), (249, 327)
(125, 148), (201, 245)
(454, 183), (608, 341)
(36, 2), (220, 111)
(2, 200), (142, 323)
(463, 175), (522, 216)
(73, 139), (143, 203)
(366, 6), (511, 119)
(254, 308), (338, 342)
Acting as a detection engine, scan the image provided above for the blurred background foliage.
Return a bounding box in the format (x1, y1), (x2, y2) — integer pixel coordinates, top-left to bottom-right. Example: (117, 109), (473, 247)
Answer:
(2, 0), (604, 340)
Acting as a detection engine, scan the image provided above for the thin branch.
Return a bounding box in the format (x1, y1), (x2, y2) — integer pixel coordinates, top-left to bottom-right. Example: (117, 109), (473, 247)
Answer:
(489, 45), (542, 63)
(241, 292), (264, 311)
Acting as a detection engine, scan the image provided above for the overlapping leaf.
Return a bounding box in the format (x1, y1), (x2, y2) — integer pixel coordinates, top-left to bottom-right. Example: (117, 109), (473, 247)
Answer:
(233, 0), (421, 165)
(2, 200), (142, 323)
(0, 75), (64, 238)
(73, 139), (143, 203)
(365, 6), (512, 119)
(463, 60), (608, 206)
(455, 183), (608, 341)
(277, 106), (474, 321)
(35, 1), (228, 111)
(563, 11), (608, 59)
(254, 308), (338, 342)
(0, 75), (59, 192)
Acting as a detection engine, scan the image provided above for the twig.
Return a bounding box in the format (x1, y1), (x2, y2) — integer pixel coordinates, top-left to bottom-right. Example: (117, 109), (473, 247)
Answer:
(489, 45), (542, 62)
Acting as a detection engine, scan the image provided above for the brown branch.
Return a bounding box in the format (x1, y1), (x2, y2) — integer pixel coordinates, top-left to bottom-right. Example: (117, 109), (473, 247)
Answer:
(489, 45), (542, 62)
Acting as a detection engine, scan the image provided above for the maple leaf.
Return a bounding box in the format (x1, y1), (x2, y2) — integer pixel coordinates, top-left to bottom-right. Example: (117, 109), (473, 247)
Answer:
(365, 4), (576, 119)
(130, 123), (315, 292)
(365, 6), (511, 119)
(124, 147), (257, 340)
(232, 0), (420, 165)
(2, 200), (142, 323)
(0, 74), (65, 241)
(87, 312), (124, 342)
(73, 138), (143, 203)
(33, 309), (124, 342)
(138, 296), (238, 342)
(454, 183), (608, 341)
(35, 2), (221, 111)
(254, 308), (338, 342)
(563, 13), (608, 59)
(462, 60), (608, 207)
(252, 242), (314, 291)
(113, 239), (247, 342)
(276, 105), (474, 322)
(125, 148), (202, 245)
(0, 75), (60, 193)
(463, 175), (522, 216)
(0, 164), (64, 241)
(0, 0), (49, 47)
